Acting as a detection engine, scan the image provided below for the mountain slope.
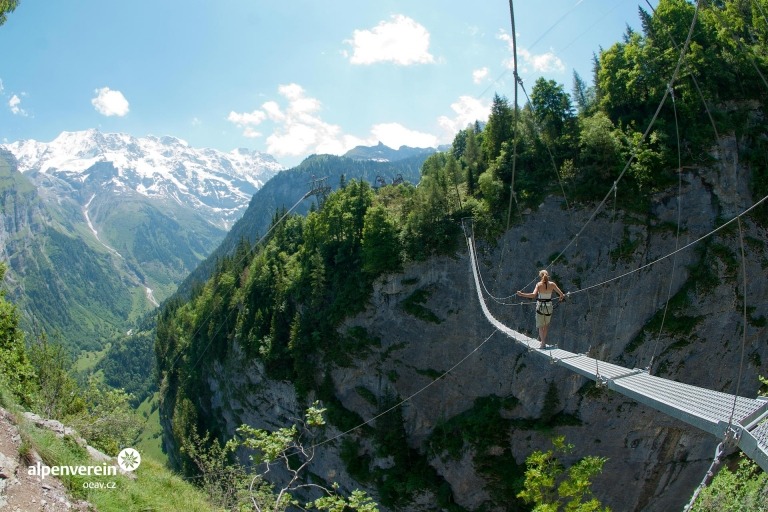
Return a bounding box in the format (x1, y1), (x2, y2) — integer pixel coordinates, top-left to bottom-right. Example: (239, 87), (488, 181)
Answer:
(0, 152), (133, 348)
(343, 141), (438, 162)
(0, 131), (284, 349)
(175, 152), (430, 298)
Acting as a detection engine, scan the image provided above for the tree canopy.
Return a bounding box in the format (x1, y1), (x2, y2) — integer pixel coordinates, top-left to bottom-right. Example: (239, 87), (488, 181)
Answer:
(0, 0), (18, 26)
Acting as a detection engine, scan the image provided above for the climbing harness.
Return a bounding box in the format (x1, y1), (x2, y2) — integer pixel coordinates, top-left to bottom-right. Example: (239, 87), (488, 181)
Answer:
(535, 298), (553, 318)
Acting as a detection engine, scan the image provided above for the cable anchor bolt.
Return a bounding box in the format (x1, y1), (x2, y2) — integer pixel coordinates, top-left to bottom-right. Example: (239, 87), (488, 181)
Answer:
(722, 425), (741, 448)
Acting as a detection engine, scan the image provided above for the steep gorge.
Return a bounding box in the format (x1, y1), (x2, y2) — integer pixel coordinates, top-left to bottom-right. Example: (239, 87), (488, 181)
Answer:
(159, 151), (767, 510)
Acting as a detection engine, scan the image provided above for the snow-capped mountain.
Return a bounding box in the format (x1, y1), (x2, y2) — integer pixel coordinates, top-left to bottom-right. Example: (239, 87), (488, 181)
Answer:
(0, 130), (284, 348)
(3, 129), (284, 229)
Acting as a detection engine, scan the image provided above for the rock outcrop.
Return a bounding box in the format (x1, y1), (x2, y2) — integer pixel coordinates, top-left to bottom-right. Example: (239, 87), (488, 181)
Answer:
(0, 408), (93, 511)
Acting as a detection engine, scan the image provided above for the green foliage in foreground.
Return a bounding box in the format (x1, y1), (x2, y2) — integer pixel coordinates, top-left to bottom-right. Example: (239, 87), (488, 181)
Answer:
(181, 403), (379, 512)
(518, 436), (610, 512)
(25, 333), (141, 456)
(690, 455), (768, 512)
(19, 417), (218, 512)
(0, 264), (36, 405)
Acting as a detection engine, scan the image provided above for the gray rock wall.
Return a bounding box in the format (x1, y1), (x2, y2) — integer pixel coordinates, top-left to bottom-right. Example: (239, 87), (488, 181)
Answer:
(197, 163), (767, 511)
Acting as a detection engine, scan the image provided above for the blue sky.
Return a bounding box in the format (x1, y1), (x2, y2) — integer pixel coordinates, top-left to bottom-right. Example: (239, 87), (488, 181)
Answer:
(0, 0), (656, 167)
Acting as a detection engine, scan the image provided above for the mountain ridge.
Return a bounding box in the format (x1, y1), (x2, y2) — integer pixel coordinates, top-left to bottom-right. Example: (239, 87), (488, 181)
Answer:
(4, 129), (284, 230)
(0, 130), (285, 349)
(174, 151), (433, 299)
(342, 141), (441, 162)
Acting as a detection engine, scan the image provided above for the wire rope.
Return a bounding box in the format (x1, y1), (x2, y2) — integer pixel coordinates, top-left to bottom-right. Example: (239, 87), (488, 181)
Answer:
(565, 192), (768, 296)
(684, 441), (726, 511)
(310, 328), (500, 451)
(540, 1), (701, 282)
(496, 0), (523, 290)
(699, 0), (768, 90)
(754, 0), (768, 28)
(728, 216), (749, 427)
(644, 84), (684, 374)
(475, 0), (590, 103)
(493, 2), (700, 357)
(517, 80), (573, 215)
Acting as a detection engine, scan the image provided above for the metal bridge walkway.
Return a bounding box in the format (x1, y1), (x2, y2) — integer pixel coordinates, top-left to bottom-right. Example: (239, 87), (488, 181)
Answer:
(466, 235), (768, 473)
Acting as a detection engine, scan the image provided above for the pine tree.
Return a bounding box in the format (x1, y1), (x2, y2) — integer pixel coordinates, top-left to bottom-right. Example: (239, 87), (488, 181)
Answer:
(482, 93), (514, 163)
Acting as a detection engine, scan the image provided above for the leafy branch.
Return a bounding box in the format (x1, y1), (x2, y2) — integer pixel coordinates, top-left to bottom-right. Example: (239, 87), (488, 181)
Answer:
(185, 401), (379, 512)
(518, 436), (610, 512)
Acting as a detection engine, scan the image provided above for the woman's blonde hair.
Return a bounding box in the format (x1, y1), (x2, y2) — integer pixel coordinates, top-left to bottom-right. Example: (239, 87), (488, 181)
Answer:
(539, 269), (549, 282)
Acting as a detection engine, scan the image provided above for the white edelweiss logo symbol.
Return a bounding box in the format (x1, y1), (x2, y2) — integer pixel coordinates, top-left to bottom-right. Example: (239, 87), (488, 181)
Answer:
(117, 448), (141, 472)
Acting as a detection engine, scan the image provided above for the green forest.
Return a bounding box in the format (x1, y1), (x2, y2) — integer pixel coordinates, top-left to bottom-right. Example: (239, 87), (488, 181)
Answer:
(1, 0), (767, 510)
(154, 0), (768, 509)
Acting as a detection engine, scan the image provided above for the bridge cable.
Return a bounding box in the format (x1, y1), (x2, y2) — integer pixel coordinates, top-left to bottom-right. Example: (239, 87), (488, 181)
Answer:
(496, 0), (523, 289)
(310, 328), (500, 451)
(729, 216), (749, 428)
(525, 0), (716, 347)
(684, 441), (726, 511)
(517, 79), (573, 216)
(754, 0), (768, 28)
(479, 78), (578, 306)
(564, 193), (768, 296)
(501, 0), (702, 313)
(470, 0), (696, 302)
(644, 83), (684, 375)
(591, 183), (620, 380)
(476, 0), (593, 104)
(704, 0), (768, 90)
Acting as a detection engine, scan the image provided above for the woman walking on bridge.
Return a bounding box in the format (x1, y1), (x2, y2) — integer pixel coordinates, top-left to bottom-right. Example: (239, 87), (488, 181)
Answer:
(516, 270), (565, 348)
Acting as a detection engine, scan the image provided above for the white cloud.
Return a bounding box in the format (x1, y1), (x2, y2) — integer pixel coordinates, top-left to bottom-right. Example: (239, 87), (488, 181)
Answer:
(228, 83), (354, 158)
(91, 87), (129, 117)
(261, 101), (284, 122)
(227, 109), (267, 126)
(243, 127), (261, 138)
(370, 123), (439, 149)
(228, 83), (448, 159)
(0, 79), (4, 95)
(473, 67), (489, 84)
(9, 94), (28, 116)
(497, 31), (565, 74)
(437, 96), (491, 139)
(191, 117), (202, 127)
(518, 48), (565, 73)
(344, 15), (435, 66)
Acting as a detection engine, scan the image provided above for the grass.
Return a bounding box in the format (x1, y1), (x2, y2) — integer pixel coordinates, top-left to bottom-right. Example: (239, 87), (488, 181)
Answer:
(134, 393), (165, 464)
(18, 410), (218, 512)
(0, 373), (212, 511)
(73, 344), (111, 373)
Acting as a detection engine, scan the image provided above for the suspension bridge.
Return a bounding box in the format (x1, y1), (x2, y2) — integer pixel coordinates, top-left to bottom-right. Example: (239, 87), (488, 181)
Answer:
(465, 231), (768, 474)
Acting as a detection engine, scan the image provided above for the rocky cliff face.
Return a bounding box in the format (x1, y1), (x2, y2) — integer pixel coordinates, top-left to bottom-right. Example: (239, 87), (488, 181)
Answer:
(179, 154), (767, 511)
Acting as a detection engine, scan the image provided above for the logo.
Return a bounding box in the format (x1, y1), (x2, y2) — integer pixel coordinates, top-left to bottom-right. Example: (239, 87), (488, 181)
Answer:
(28, 462), (116, 480)
(117, 448), (141, 472)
